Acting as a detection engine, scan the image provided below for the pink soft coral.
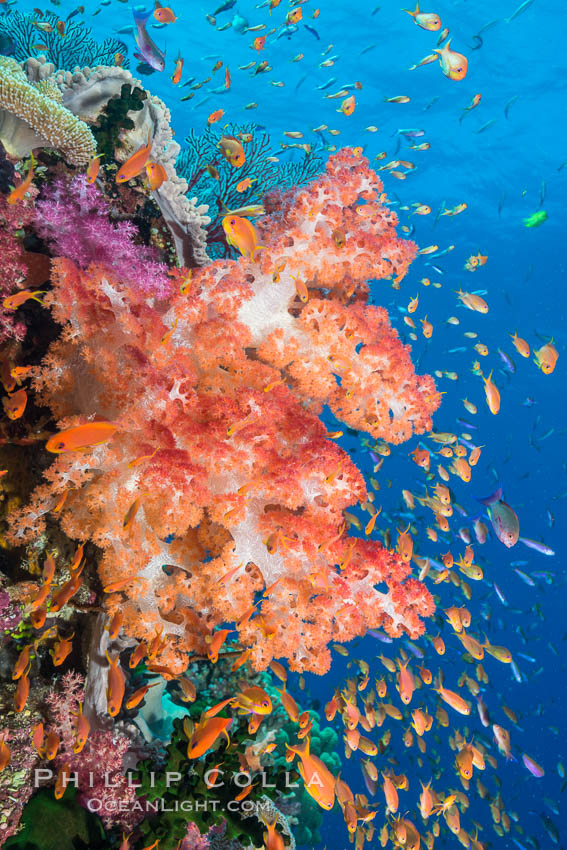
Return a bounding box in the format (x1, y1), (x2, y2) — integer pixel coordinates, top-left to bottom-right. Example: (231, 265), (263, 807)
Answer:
(43, 671), (142, 831)
(0, 191), (37, 342)
(34, 175), (173, 299)
(9, 150), (437, 676)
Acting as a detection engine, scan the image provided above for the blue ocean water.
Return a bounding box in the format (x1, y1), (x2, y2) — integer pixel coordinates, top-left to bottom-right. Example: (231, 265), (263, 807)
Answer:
(2, 0), (565, 847)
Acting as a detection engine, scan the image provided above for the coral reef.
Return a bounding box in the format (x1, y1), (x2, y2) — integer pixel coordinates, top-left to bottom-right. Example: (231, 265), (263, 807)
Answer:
(176, 123), (322, 257)
(35, 176), (174, 298)
(7, 149), (437, 680)
(134, 708), (292, 849)
(0, 10), (129, 71)
(0, 55), (96, 165)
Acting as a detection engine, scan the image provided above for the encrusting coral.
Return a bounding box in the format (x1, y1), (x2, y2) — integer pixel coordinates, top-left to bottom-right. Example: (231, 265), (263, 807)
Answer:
(8, 148), (437, 680)
(0, 55), (96, 165)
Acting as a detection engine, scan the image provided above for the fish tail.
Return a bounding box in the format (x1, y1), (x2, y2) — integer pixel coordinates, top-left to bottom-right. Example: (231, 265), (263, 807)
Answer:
(402, 1), (419, 16)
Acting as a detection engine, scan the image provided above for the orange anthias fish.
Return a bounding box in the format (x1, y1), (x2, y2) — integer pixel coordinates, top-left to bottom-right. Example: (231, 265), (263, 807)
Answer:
(510, 331), (530, 358)
(434, 40), (468, 80)
(338, 95), (355, 116)
(275, 683), (299, 722)
(218, 129), (246, 167)
(187, 715), (232, 759)
(456, 289), (489, 313)
(208, 108), (225, 125)
(2, 388), (27, 420)
(46, 422), (119, 453)
(234, 685), (273, 715)
(171, 49), (183, 84)
(154, 3), (177, 23)
(207, 628), (233, 663)
(253, 35), (266, 51)
(421, 316), (433, 338)
(105, 651), (126, 717)
(483, 371), (500, 415)
(434, 681), (471, 715)
(222, 215), (264, 261)
(261, 813), (286, 850)
(403, 0), (441, 30)
(14, 663), (31, 711)
(86, 154), (103, 184)
(50, 631), (74, 666)
(236, 177), (256, 192)
(73, 704), (90, 754)
(286, 7), (303, 24)
(8, 156), (35, 205)
(3, 289), (46, 310)
(0, 737), (11, 772)
(534, 340), (558, 375)
(397, 659), (415, 704)
(286, 736), (336, 810)
(145, 161), (168, 191)
(115, 134), (153, 183)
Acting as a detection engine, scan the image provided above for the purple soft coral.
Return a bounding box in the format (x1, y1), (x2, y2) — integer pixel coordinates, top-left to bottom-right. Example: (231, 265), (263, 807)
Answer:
(35, 176), (173, 299)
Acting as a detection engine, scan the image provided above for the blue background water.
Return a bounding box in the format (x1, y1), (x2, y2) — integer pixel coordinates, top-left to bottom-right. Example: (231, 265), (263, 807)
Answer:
(3, 0), (565, 846)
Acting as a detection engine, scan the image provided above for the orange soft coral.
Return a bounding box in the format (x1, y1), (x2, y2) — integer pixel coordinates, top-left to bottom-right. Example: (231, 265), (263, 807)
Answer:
(9, 149), (437, 674)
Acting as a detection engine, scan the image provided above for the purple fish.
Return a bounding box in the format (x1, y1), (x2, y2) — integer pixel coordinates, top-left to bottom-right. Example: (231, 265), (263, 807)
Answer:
(133, 8), (166, 71)
(493, 582), (508, 605)
(522, 753), (545, 777)
(519, 536), (555, 556)
(514, 568), (535, 586)
(476, 696), (490, 727)
(497, 348), (516, 373)
(368, 630), (393, 643)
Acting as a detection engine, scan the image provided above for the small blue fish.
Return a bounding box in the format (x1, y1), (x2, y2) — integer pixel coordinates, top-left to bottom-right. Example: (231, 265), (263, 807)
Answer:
(497, 348), (515, 373)
(514, 568), (535, 586)
(316, 77), (337, 90)
(368, 630), (393, 643)
(214, 0), (236, 13)
(132, 8), (165, 71)
(493, 582), (508, 605)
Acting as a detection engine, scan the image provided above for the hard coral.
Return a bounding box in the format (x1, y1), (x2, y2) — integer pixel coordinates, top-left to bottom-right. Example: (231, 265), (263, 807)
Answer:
(0, 55), (96, 165)
(9, 150), (437, 676)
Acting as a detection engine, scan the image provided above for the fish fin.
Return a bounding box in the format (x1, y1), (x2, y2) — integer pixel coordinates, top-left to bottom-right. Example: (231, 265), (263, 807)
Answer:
(402, 1), (419, 16)
(476, 483), (503, 506)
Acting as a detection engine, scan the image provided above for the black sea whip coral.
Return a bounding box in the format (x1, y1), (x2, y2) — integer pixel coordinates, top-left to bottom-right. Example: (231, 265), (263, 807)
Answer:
(35, 176), (173, 299)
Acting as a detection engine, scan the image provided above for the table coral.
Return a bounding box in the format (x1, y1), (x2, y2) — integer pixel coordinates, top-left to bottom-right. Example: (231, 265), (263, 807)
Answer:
(8, 149), (437, 678)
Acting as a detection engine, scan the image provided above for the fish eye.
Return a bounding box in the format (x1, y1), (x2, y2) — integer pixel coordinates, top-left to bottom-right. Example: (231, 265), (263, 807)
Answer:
(230, 219), (236, 225)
